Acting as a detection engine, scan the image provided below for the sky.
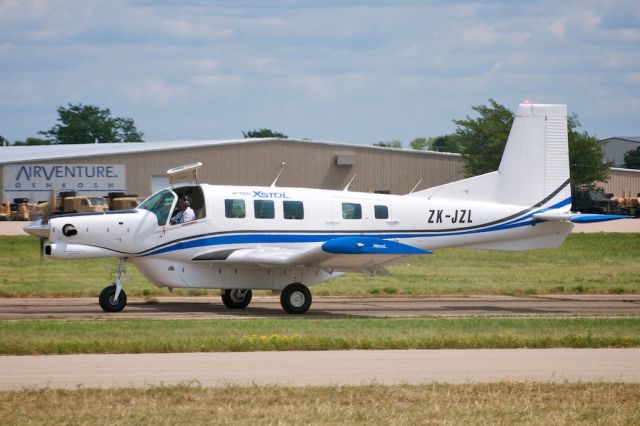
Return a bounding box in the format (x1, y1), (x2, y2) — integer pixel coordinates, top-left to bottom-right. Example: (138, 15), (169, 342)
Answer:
(1, 0), (639, 146)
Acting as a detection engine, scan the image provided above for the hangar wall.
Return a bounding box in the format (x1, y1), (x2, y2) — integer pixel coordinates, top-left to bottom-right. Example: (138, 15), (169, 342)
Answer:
(3, 139), (639, 202)
(600, 168), (640, 197)
(0, 140), (464, 199)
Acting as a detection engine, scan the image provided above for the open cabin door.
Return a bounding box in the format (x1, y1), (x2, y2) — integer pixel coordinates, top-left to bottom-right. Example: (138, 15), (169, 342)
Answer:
(167, 162), (203, 186)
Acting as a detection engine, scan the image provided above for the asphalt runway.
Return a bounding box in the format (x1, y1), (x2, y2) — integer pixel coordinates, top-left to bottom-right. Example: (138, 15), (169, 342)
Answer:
(1, 349), (638, 390)
(1, 294), (639, 320)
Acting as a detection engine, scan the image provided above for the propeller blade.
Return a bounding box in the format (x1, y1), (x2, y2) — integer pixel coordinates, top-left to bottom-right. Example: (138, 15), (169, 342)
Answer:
(41, 190), (56, 225)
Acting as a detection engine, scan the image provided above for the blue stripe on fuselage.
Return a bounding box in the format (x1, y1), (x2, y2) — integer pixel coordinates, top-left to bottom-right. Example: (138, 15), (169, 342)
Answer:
(144, 197), (572, 257)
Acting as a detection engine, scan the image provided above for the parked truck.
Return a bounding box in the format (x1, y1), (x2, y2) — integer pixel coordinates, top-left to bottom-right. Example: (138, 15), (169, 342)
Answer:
(572, 188), (621, 215)
(615, 190), (640, 218)
(106, 192), (139, 210)
(40, 191), (109, 219)
(0, 196), (38, 221)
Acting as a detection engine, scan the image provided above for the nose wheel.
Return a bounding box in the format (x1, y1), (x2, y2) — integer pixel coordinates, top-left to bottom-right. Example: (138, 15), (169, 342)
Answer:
(99, 258), (128, 312)
(280, 283), (312, 314)
(99, 285), (127, 312)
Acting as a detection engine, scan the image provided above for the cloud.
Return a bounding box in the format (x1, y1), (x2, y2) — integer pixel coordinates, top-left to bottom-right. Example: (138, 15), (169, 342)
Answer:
(121, 78), (192, 105)
(0, 0), (639, 143)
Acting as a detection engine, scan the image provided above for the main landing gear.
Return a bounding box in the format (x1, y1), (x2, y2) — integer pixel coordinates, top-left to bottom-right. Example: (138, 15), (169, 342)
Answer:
(220, 283), (313, 314)
(99, 258), (128, 312)
(280, 283), (312, 314)
(221, 289), (253, 309)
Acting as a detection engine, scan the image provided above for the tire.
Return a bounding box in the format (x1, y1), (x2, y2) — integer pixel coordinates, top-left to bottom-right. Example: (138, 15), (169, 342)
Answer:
(280, 283), (312, 314)
(221, 288), (252, 309)
(99, 286), (127, 312)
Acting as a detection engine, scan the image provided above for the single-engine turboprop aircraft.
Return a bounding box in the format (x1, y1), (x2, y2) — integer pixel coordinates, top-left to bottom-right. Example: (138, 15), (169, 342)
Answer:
(24, 103), (627, 314)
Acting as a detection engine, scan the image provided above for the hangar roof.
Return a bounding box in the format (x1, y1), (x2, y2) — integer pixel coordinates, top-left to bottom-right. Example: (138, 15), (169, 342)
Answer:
(0, 138), (461, 165)
(601, 136), (640, 144)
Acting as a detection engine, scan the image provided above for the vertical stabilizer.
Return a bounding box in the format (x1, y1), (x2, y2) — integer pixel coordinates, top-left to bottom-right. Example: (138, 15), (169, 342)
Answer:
(496, 103), (569, 206)
(411, 103), (570, 209)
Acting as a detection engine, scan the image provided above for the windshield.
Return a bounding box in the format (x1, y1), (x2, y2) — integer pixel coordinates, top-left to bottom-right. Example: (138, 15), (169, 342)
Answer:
(88, 197), (106, 206)
(589, 191), (607, 201)
(138, 189), (177, 225)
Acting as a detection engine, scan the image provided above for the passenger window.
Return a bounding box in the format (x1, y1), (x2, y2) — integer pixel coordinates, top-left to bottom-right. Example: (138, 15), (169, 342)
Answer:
(342, 202), (362, 219)
(374, 205), (389, 219)
(254, 200), (275, 219)
(283, 201), (304, 219)
(225, 199), (246, 218)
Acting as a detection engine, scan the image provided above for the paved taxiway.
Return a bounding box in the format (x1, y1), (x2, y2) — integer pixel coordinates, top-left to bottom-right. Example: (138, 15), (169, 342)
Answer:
(0, 294), (638, 320)
(1, 349), (638, 390)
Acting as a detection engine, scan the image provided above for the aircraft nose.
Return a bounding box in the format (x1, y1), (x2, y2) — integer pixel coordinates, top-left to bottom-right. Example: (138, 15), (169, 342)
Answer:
(23, 220), (50, 239)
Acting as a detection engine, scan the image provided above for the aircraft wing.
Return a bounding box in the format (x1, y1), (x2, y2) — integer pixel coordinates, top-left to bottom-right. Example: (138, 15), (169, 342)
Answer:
(533, 212), (632, 223)
(191, 236), (430, 274)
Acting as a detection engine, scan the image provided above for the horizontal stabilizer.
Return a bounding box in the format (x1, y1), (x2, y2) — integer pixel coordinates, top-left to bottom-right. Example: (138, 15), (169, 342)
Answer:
(533, 212), (632, 223)
(322, 236), (430, 255)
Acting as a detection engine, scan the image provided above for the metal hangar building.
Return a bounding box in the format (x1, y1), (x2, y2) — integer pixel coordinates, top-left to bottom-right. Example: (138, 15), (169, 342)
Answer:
(0, 138), (464, 203)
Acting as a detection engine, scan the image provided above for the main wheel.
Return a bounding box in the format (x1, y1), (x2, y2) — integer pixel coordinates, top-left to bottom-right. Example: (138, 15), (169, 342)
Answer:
(99, 285), (127, 312)
(280, 283), (312, 314)
(221, 288), (252, 309)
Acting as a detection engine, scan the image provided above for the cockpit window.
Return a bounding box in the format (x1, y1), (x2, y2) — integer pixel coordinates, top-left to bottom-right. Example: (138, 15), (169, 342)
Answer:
(138, 189), (177, 225)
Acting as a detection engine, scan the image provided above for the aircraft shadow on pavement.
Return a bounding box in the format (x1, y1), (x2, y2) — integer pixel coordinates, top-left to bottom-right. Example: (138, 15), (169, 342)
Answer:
(129, 300), (355, 319)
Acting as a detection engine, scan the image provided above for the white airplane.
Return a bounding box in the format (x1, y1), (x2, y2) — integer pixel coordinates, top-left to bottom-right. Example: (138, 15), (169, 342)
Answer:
(24, 103), (626, 314)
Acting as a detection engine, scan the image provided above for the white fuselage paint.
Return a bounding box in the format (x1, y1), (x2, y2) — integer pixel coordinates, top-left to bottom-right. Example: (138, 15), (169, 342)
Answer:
(44, 183), (573, 291)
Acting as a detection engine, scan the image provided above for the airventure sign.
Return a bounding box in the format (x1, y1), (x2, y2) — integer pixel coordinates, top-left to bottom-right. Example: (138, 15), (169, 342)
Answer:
(3, 164), (126, 202)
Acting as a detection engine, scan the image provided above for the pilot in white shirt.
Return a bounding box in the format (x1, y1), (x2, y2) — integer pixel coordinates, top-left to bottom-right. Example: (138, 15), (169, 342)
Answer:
(171, 197), (196, 224)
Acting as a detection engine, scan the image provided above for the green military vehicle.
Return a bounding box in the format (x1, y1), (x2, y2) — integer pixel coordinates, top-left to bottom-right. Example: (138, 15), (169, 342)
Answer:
(572, 188), (621, 215)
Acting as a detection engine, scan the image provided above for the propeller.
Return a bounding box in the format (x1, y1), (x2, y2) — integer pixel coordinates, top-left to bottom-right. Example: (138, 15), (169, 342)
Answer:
(23, 191), (54, 257)
(40, 190), (56, 225)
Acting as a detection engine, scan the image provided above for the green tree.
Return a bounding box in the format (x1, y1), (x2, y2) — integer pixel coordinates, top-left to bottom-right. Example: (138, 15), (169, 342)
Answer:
(455, 99), (513, 176)
(410, 137), (429, 150)
(430, 134), (461, 153)
(114, 117), (144, 143)
(567, 114), (610, 187)
(454, 99), (609, 188)
(40, 104), (144, 144)
(13, 137), (50, 146)
(0, 134), (7, 146)
(373, 139), (402, 148)
(242, 129), (287, 138)
(623, 148), (640, 170)
(410, 135), (461, 152)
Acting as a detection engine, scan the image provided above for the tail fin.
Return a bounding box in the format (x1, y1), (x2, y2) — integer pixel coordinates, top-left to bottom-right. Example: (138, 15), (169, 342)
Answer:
(412, 103), (570, 209)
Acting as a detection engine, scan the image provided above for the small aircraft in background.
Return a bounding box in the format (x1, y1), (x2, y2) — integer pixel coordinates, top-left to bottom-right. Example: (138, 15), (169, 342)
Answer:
(24, 103), (627, 314)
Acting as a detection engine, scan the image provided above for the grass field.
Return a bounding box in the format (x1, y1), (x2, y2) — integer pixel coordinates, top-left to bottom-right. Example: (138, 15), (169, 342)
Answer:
(1, 233), (639, 298)
(1, 317), (638, 355)
(1, 382), (638, 425)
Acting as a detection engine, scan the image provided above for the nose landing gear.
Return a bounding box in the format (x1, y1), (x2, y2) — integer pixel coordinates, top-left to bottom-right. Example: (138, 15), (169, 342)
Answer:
(99, 258), (128, 312)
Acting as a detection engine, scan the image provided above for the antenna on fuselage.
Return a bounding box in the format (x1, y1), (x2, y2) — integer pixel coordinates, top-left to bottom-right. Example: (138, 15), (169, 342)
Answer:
(270, 162), (286, 187)
(343, 174), (357, 192)
(408, 179), (423, 194)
